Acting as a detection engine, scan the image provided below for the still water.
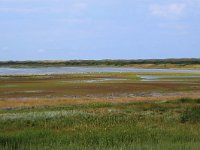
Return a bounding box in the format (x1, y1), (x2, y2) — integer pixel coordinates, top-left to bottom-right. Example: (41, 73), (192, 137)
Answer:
(0, 67), (200, 75)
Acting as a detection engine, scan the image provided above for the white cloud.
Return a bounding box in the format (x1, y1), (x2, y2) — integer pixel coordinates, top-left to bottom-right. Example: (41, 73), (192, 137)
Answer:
(158, 23), (187, 30)
(0, 1), (90, 14)
(68, 2), (88, 14)
(37, 49), (46, 53)
(61, 18), (90, 24)
(0, 7), (40, 13)
(149, 3), (186, 18)
(0, 46), (9, 52)
(187, 0), (200, 5)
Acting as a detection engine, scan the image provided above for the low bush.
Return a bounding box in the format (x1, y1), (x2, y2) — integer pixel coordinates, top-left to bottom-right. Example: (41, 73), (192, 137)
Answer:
(180, 106), (200, 123)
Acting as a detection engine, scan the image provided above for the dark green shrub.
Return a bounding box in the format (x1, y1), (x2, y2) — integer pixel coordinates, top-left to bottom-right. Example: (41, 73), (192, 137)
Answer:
(179, 98), (191, 103)
(180, 107), (200, 123)
(177, 98), (200, 104)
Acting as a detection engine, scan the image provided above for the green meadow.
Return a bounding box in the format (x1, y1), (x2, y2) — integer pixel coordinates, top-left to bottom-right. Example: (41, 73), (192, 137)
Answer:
(1, 99), (200, 150)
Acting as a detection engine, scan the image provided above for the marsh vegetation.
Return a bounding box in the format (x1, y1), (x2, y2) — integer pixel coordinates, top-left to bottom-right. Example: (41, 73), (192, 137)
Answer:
(0, 72), (200, 149)
(1, 98), (200, 149)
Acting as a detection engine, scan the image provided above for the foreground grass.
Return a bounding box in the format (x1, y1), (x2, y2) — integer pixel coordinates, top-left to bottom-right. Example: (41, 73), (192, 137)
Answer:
(1, 98), (200, 149)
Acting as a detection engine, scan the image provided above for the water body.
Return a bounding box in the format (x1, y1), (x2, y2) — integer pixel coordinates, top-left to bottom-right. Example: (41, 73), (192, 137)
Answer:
(61, 78), (127, 83)
(0, 67), (200, 75)
(139, 75), (200, 81)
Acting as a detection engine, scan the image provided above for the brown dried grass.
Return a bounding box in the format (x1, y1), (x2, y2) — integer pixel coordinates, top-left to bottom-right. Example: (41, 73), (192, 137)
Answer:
(1, 94), (200, 109)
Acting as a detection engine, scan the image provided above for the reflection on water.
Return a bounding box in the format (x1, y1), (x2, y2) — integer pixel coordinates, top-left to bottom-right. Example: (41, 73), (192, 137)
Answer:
(139, 75), (200, 81)
(1, 67), (200, 75)
(61, 78), (127, 83)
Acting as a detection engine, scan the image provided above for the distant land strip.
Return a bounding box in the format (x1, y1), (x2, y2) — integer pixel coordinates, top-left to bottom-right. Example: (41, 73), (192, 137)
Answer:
(0, 59), (200, 69)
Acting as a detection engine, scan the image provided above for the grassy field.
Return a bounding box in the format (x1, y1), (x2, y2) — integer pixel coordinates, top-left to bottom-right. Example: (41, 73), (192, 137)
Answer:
(1, 98), (200, 150)
(0, 72), (200, 149)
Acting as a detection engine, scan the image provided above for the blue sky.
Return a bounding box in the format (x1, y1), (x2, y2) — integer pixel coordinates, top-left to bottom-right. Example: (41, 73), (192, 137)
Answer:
(0, 0), (200, 60)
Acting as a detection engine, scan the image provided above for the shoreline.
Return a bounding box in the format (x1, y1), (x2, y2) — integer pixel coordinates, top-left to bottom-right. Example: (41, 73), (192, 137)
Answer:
(1, 66), (200, 76)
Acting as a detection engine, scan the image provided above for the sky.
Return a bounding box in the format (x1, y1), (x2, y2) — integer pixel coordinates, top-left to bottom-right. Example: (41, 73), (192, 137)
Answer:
(0, 0), (200, 60)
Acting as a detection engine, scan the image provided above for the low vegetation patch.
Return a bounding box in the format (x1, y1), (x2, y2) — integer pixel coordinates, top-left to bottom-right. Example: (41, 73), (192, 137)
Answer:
(180, 106), (200, 123)
(178, 98), (200, 104)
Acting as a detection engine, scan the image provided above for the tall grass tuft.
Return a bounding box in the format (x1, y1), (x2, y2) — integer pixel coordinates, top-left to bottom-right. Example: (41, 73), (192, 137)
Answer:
(181, 106), (200, 123)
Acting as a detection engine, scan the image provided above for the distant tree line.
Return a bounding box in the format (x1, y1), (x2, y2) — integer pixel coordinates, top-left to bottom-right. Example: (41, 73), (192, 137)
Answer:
(0, 59), (200, 67)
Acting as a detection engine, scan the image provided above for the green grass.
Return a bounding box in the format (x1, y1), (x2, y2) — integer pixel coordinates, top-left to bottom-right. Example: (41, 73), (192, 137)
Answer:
(1, 99), (200, 149)
(181, 106), (200, 123)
